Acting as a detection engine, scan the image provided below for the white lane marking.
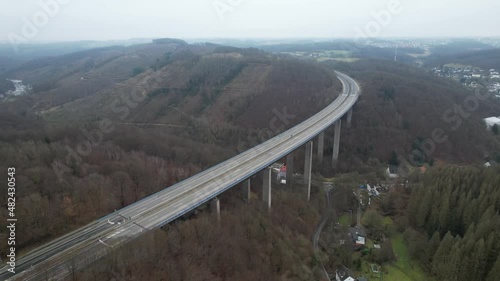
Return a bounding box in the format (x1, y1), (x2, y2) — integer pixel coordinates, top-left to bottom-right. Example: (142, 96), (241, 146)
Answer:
(98, 239), (111, 247)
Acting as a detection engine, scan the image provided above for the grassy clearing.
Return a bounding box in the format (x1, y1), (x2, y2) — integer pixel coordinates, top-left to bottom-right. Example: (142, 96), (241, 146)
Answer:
(382, 216), (393, 226)
(354, 259), (387, 280)
(385, 234), (432, 281)
(338, 213), (350, 226)
(352, 227), (433, 281)
(383, 265), (416, 281)
(364, 237), (375, 250)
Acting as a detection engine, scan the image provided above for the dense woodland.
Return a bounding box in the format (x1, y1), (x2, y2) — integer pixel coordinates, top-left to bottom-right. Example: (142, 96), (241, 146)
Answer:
(426, 48), (500, 70)
(260, 42), (416, 64)
(329, 59), (500, 172)
(1, 40), (500, 280)
(0, 42), (339, 261)
(426, 39), (497, 58)
(71, 190), (324, 281)
(0, 79), (14, 94)
(405, 166), (500, 281)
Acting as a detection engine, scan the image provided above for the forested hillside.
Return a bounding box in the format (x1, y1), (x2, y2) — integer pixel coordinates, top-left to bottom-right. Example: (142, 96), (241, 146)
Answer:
(428, 39), (496, 56)
(3, 39), (499, 280)
(0, 79), (14, 93)
(425, 48), (500, 70)
(405, 166), (500, 281)
(0, 41), (339, 260)
(259, 41), (416, 64)
(0, 42), (183, 107)
(39, 47), (339, 128)
(329, 59), (500, 171)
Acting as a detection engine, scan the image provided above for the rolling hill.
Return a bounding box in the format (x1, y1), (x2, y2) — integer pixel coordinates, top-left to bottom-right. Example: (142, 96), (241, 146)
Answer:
(329, 59), (500, 171)
(1, 39), (500, 280)
(0, 40), (341, 259)
(425, 48), (500, 70)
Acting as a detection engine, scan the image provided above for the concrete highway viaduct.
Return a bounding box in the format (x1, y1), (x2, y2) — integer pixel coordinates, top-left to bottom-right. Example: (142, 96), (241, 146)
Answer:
(2, 71), (360, 281)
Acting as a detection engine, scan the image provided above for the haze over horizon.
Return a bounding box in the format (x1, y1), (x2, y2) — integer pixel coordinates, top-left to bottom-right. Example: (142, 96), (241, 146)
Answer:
(1, 0), (500, 43)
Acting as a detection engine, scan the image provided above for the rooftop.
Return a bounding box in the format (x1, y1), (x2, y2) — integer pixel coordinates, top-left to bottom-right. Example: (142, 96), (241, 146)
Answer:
(336, 266), (356, 281)
(484, 117), (500, 127)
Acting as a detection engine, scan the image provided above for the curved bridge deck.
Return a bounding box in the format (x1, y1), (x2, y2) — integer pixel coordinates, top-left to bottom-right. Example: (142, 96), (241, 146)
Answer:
(2, 71), (360, 281)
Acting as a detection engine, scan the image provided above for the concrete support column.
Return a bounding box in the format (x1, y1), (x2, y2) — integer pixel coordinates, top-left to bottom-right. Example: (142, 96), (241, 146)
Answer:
(332, 120), (342, 168)
(347, 108), (353, 128)
(317, 132), (325, 165)
(304, 141), (313, 201)
(210, 198), (221, 223)
(263, 167), (272, 209)
(242, 179), (251, 203)
(286, 153), (294, 187)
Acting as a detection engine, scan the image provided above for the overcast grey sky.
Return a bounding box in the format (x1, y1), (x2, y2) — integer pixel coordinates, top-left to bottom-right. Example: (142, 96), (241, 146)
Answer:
(1, 0), (500, 42)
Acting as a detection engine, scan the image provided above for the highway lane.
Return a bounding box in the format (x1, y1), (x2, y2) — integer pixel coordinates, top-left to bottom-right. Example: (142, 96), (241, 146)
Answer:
(126, 72), (358, 230)
(143, 84), (357, 233)
(1, 71), (359, 281)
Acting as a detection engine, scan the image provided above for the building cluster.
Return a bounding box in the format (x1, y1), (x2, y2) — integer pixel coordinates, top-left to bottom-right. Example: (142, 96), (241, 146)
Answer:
(334, 265), (368, 281)
(430, 67), (500, 96)
(0, 79), (32, 100)
(270, 163), (287, 185)
(484, 116), (500, 129)
(348, 226), (367, 250)
(487, 82), (500, 97)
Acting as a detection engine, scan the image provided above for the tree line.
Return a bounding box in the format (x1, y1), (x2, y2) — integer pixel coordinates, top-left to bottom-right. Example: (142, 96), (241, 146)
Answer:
(405, 166), (500, 281)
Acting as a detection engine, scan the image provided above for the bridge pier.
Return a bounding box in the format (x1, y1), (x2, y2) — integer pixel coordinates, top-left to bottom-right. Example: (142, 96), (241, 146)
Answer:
(242, 179), (251, 202)
(263, 167), (272, 209)
(347, 108), (353, 128)
(304, 141), (313, 201)
(317, 132), (324, 165)
(286, 153), (294, 187)
(332, 120), (342, 168)
(210, 198), (221, 223)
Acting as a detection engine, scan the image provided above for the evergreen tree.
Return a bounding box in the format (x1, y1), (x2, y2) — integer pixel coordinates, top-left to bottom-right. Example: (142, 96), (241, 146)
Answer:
(442, 241), (460, 280)
(388, 150), (400, 166)
(432, 232), (455, 276)
(438, 197), (450, 236)
(416, 188), (433, 228)
(404, 166), (500, 279)
(472, 239), (487, 280)
(426, 231), (441, 266)
(486, 257), (500, 281)
(492, 124), (499, 135)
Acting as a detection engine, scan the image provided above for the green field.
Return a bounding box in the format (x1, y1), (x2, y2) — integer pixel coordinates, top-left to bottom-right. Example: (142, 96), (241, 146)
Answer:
(384, 234), (432, 281)
(382, 216), (393, 226)
(354, 213), (433, 281)
(338, 213), (350, 226)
